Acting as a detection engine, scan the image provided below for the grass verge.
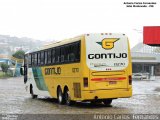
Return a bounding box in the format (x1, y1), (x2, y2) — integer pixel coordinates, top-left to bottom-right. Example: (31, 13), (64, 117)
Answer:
(0, 71), (12, 79)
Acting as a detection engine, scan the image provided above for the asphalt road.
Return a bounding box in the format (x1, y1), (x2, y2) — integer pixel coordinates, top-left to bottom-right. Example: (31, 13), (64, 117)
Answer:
(0, 77), (160, 119)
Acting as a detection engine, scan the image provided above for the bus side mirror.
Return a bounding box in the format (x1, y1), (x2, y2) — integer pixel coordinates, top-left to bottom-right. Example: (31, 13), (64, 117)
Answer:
(20, 67), (24, 75)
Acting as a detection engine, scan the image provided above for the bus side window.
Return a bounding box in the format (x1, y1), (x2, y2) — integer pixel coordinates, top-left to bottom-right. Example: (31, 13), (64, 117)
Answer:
(69, 44), (75, 62)
(31, 53), (35, 66)
(38, 52), (41, 66)
(52, 49), (55, 64)
(55, 47), (60, 63)
(40, 51), (44, 65)
(47, 49), (52, 64)
(44, 51), (48, 65)
(28, 54), (32, 67)
(34, 53), (38, 66)
(64, 45), (69, 62)
(61, 46), (65, 63)
(24, 55), (28, 66)
(75, 42), (80, 62)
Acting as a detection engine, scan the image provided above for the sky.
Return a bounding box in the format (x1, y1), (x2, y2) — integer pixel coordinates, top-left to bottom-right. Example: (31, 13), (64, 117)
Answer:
(0, 0), (160, 48)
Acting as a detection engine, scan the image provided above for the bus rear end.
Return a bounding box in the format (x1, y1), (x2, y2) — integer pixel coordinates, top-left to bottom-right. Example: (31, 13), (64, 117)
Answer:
(82, 33), (132, 104)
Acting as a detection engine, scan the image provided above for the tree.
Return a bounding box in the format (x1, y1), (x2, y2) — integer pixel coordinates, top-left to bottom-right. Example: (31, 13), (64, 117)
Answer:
(12, 50), (25, 59)
(1, 63), (9, 74)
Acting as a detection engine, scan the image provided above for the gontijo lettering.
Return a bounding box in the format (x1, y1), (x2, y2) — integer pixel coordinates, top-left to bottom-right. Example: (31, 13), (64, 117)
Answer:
(88, 53), (127, 59)
(45, 67), (61, 75)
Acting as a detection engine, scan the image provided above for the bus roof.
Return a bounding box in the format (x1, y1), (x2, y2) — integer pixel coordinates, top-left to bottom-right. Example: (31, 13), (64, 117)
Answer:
(26, 35), (83, 54)
(26, 33), (126, 54)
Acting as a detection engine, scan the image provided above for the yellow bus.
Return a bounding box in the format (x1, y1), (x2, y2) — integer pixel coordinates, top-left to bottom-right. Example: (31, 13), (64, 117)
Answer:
(21, 33), (132, 106)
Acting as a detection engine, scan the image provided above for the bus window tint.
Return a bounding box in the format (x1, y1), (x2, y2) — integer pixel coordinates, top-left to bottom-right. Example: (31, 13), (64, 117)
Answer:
(34, 53), (38, 66)
(75, 42), (80, 61)
(52, 49), (55, 64)
(28, 54), (31, 66)
(45, 51), (48, 65)
(69, 44), (75, 62)
(55, 47), (60, 63)
(64, 45), (69, 62)
(29, 40), (80, 67)
(47, 49), (52, 64)
(41, 51), (44, 65)
(31, 54), (34, 66)
(24, 55), (28, 65)
(61, 46), (65, 63)
(38, 52), (41, 65)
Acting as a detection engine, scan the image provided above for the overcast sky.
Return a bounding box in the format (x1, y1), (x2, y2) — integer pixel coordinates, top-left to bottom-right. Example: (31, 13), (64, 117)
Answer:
(0, 0), (159, 48)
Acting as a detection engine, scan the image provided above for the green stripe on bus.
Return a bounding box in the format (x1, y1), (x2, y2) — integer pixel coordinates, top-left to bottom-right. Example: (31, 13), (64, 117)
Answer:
(32, 67), (48, 91)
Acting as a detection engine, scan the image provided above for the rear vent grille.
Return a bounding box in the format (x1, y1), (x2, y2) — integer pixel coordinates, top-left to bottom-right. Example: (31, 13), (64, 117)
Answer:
(73, 83), (81, 98)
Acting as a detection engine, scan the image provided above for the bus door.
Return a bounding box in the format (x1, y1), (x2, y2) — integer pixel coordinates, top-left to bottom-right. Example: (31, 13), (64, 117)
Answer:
(24, 55), (28, 83)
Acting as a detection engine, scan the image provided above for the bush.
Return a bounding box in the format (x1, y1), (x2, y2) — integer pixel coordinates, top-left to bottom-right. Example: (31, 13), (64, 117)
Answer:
(1, 63), (9, 74)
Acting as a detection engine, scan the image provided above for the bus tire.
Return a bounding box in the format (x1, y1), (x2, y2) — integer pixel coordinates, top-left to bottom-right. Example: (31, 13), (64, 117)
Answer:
(90, 101), (97, 106)
(90, 100), (102, 105)
(64, 89), (74, 106)
(103, 99), (112, 106)
(30, 85), (37, 99)
(57, 87), (64, 104)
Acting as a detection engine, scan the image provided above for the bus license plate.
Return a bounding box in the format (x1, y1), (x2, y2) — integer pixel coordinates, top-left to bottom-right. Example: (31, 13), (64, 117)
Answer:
(109, 81), (117, 85)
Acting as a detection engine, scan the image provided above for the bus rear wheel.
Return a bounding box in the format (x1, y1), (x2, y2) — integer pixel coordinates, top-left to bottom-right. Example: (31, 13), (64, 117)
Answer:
(103, 99), (112, 106)
(64, 89), (74, 106)
(57, 87), (64, 104)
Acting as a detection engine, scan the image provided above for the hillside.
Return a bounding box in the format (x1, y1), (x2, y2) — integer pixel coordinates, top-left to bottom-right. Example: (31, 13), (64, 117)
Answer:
(0, 35), (46, 55)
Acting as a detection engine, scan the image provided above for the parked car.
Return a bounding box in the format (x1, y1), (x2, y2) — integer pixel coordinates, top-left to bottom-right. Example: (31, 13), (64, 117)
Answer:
(132, 73), (149, 80)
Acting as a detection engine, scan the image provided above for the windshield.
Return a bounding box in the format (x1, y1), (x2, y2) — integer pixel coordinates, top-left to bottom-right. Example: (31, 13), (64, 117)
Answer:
(85, 33), (129, 71)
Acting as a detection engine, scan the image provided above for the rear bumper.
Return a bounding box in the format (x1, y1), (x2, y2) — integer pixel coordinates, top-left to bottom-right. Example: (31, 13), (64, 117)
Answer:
(81, 88), (132, 101)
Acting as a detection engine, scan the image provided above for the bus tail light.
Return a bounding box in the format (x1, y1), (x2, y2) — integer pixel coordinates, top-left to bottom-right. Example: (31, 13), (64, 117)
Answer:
(129, 75), (132, 85)
(83, 77), (88, 87)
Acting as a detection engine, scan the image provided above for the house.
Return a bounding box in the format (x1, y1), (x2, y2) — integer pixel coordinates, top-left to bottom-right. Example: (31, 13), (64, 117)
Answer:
(131, 43), (160, 78)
